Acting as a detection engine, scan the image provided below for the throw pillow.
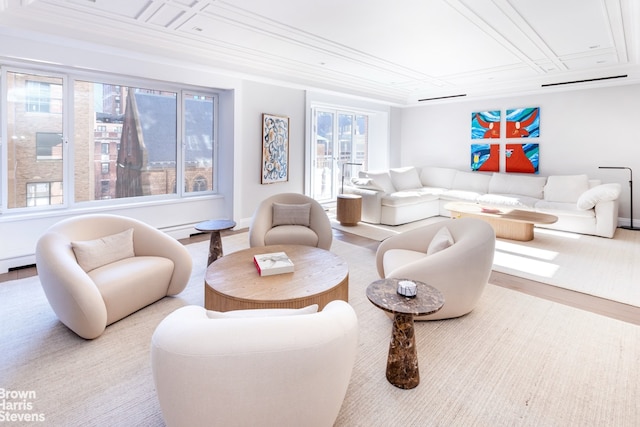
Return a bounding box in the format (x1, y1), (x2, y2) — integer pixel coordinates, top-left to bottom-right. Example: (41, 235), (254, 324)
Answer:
(206, 304), (319, 319)
(71, 228), (135, 272)
(576, 183), (621, 210)
(350, 177), (383, 191)
(272, 202), (311, 227)
(365, 171), (396, 193)
(389, 167), (422, 191)
(426, 226), (455, 255)
(544, 175), (589, 203)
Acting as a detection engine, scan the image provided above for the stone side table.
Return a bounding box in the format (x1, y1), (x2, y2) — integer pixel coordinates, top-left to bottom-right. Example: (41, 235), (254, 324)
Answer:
(366, 278), (445, 389)
(194, 219), (236, 266)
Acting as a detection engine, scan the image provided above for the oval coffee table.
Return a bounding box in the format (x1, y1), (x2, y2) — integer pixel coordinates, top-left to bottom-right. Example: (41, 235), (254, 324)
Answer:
(205, 244), (348, 311)
(367, 278), (445, 389)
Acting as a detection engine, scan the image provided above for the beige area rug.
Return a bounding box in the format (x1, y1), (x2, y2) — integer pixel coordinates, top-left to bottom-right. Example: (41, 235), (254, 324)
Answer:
(332, 217), (640, 307)
(1, 233), (639, 426)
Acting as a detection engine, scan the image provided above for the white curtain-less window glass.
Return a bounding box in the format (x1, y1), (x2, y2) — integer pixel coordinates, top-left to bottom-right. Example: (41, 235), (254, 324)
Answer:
(6, 72), (64, 209)
(311, 108), (368, 203)
(74, 82), (177, 201)
(183, 92), (214, 193)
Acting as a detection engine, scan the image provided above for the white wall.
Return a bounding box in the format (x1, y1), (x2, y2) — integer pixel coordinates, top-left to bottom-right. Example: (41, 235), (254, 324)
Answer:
(235, 81), (306, 229)
(400, 84), (640, 226)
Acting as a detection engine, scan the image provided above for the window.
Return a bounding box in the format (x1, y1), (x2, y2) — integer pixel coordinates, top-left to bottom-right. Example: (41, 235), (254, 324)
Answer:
(26, 182), (62, 206)
(6, 72), (65, 209)
(36, 132), (64, 160)
(310, 107), (368, 202)
(74, 81), (178, 202)
(183, 92), (215, 193)
(2, 67), (218, 212)
(25, 80), (62, 113)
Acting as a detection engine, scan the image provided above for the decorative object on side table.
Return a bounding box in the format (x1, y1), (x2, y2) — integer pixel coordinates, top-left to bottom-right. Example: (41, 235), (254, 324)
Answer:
(599, 166), (638, 230)
(366, 278), (444, 389)
(397, 280), (417, 297)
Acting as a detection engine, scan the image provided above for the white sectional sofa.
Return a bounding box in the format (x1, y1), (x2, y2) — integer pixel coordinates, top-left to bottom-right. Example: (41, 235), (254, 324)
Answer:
(343, 166), (622, 238)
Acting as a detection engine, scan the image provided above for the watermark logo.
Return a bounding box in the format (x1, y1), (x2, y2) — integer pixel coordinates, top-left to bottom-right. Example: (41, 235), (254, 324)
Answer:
(0, 388), (45, 423)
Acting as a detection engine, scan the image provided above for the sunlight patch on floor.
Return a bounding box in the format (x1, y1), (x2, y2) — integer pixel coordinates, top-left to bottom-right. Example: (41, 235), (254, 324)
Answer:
(493, 250), (560, 278)
(495, 240), (559, 261)
(535, 227), (582, 239)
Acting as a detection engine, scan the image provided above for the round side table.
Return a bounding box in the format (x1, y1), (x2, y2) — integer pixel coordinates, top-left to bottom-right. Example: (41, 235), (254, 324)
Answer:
(366, 278), (445, 389)
(336, 194), (362, 226)
(194, 219), (236, 266)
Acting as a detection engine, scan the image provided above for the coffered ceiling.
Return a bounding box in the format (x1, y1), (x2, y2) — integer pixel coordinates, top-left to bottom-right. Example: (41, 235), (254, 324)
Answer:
(0, 0), (639, 105)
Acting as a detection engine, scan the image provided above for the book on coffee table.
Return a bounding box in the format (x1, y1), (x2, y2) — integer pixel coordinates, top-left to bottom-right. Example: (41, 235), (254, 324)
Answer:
(253, 252), (295, 276)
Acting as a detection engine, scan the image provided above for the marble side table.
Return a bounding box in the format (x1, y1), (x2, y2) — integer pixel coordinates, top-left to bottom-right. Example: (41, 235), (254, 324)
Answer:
(366, 278), (445, 389)
(194, 219), (236, 266)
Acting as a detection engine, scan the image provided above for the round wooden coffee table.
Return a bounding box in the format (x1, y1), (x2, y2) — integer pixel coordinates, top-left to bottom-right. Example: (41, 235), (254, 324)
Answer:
(204, 244), (349, 311)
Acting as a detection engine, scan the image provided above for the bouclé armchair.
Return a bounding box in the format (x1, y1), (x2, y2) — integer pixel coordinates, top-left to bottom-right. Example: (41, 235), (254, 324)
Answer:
(249, 193), (333, 250)
(151, 300), (358, 427)
(376, 218), (495, 320)
(35, 214), (192, 339)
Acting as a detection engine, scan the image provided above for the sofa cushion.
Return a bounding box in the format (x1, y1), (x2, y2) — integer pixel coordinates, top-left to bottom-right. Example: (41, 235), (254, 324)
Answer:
(206, 304), (319, 319)
(366, 170), (396, 193)
(477, 193), (539, 209)
(265, 225), (319, 247)
(489, 173), (547, 199)
(419, 166), (458, 189)
(272, 203), (311, 227)
(452, 171), (492, 193)
(439, 189), (482, 203)
(389, 167), (422, 191)
(544, 175), (589, 203)
(383, 249), (426, 275)
(576, 183), (622, 210)
(427, 226), (454, 255)
(71, 228), (135, 272)
(90, 255), (173, 324)
(535, 200), (595, 218)
(382, 191), (438, 207)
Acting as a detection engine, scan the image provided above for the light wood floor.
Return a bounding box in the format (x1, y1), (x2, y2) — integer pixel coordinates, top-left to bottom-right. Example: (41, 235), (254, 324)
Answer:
(3, 227), (638, 326)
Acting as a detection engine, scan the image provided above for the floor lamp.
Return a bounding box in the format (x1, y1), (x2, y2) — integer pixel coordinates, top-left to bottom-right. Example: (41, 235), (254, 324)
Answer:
(598, 166), (638, 230)
(341, 162), (362, 194)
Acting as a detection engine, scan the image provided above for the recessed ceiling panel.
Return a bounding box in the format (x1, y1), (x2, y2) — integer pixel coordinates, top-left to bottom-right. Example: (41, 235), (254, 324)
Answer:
(146, 3), (184, 28)
(63, 0), (153, 19)
(509, 0), (615, 56)
(219, 0), (524, 76)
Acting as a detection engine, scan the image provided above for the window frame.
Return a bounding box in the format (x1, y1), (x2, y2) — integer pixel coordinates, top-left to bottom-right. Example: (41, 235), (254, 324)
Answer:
(1, 64), (221, 214)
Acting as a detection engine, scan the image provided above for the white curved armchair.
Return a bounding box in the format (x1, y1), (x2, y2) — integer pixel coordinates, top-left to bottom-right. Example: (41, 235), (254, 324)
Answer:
(151, 300), (358, 427)
(35, 214), (192, 339)
(376, 218), (495, 320)
(249, 193), (333, 250)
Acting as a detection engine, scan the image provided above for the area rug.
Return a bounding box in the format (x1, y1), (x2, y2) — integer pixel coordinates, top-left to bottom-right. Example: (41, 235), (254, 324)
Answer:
(0, 233), (639, 426)
(332, 217), (640, 307)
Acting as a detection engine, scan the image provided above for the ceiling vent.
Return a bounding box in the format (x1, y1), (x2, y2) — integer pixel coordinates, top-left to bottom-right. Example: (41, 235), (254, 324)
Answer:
(542, 75), (627, 88)
(418, 94), (467, 102)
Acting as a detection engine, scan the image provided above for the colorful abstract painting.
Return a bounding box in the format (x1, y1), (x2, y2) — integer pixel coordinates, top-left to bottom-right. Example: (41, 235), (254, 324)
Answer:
(506, 143), (539, 173)
(471, 143), (499, 172)
(471, 110), (501, 139)
(506, 107), (539, 138)
(261, 113), (289, 184)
